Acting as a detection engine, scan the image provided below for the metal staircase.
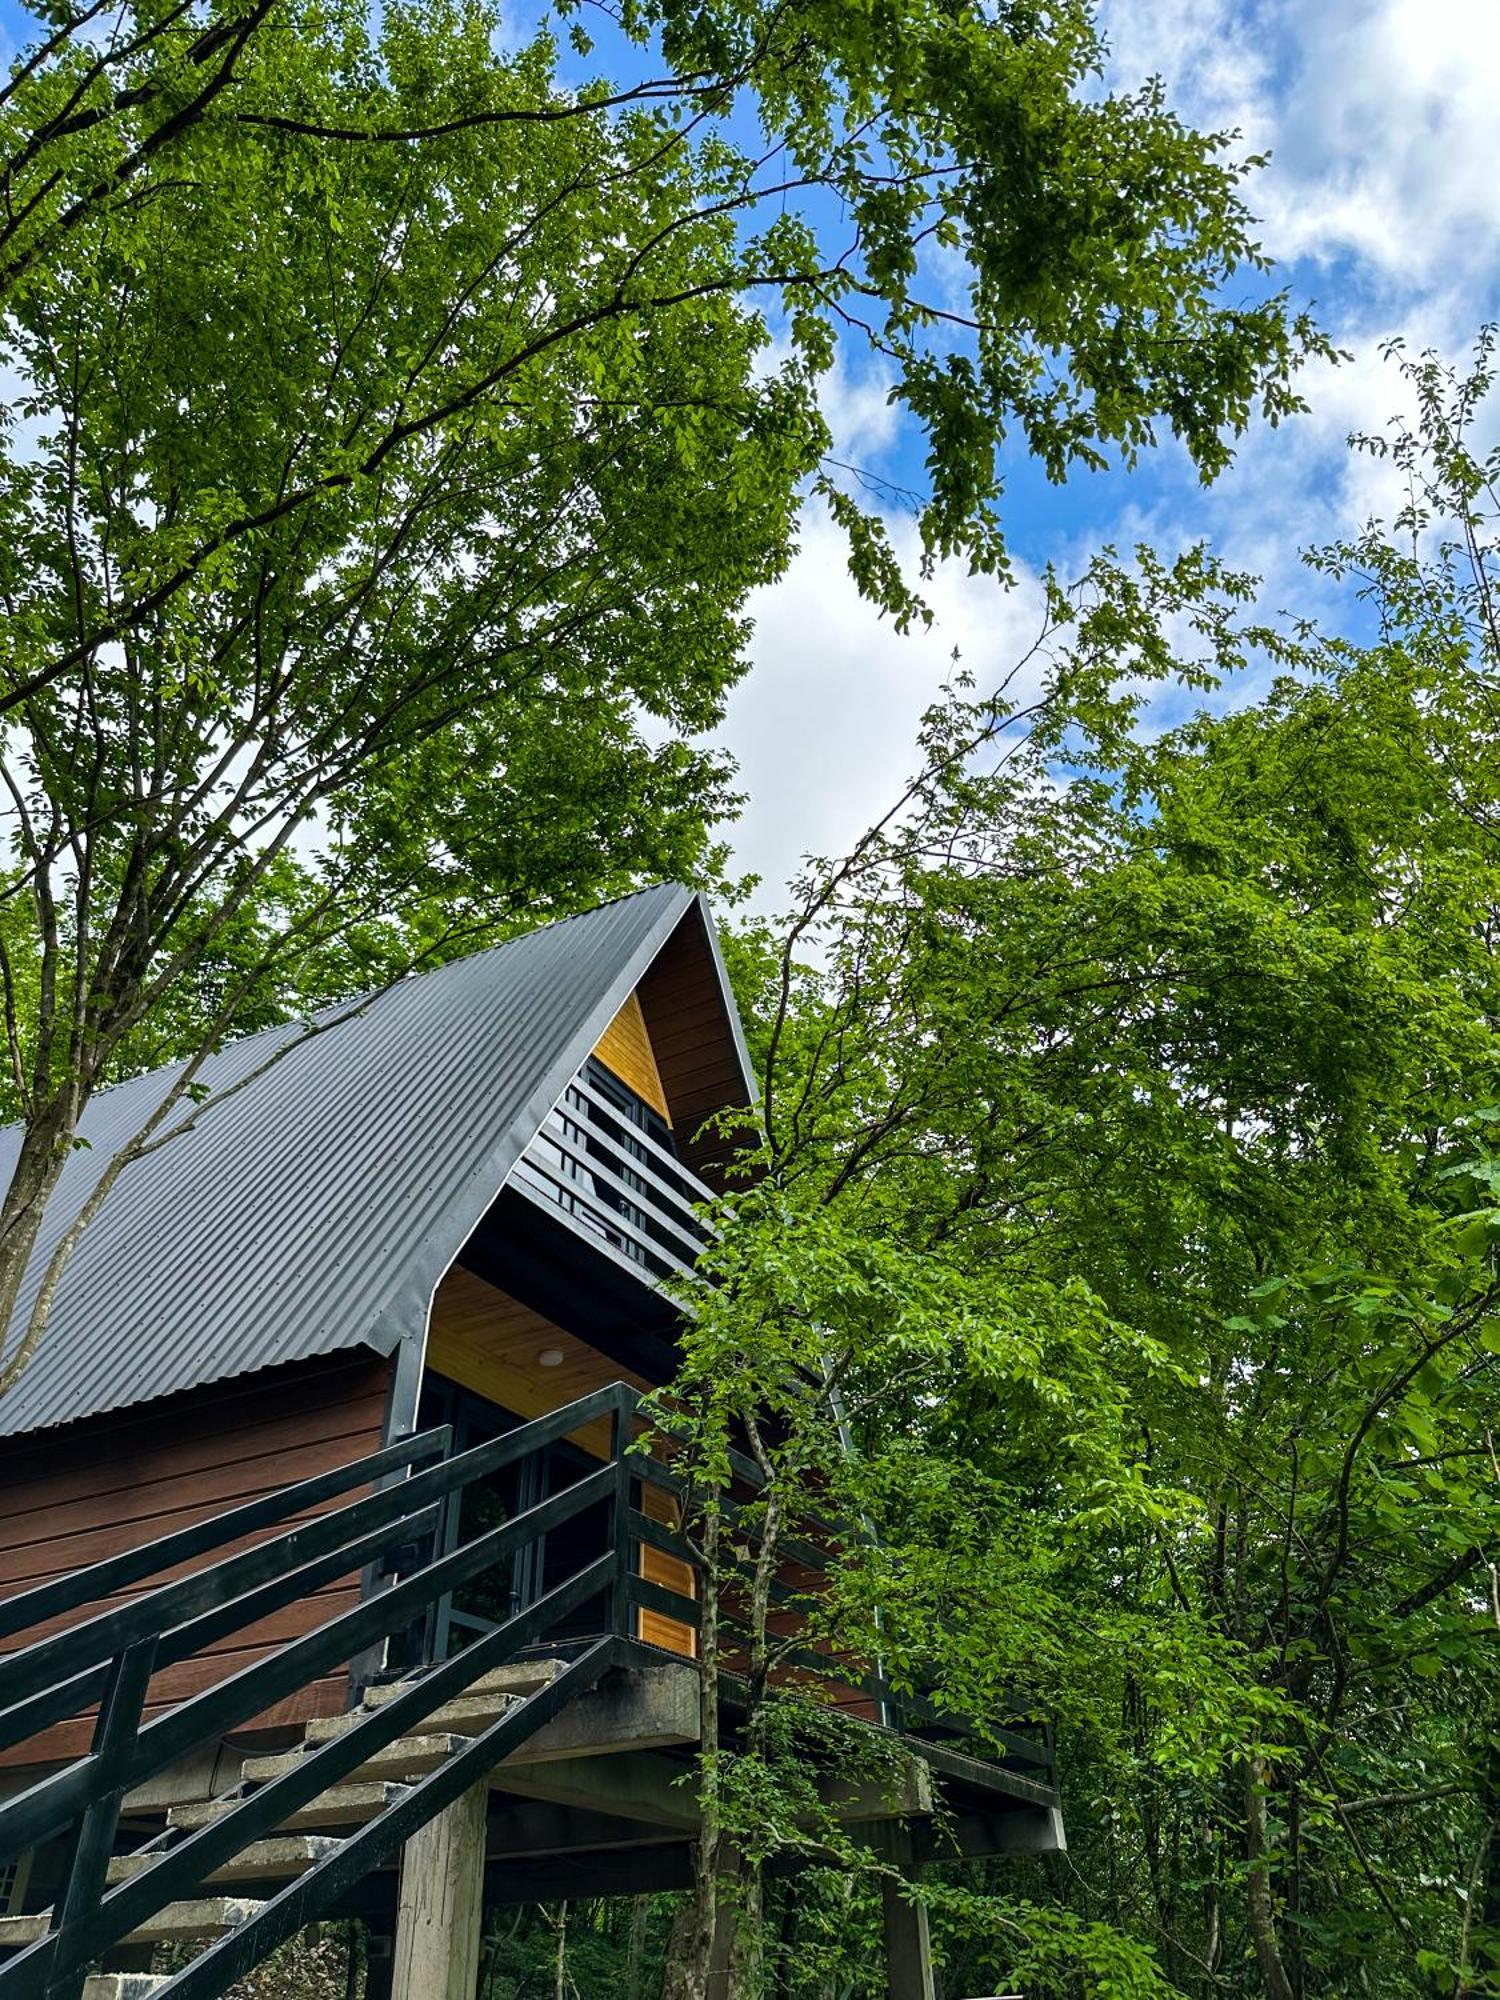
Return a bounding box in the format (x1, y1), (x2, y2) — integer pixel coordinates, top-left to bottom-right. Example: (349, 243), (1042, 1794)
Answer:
(2, 1660), (566, 1996)
(0, 1380), (1060, 2000)
(0, 1385), (650, 2000)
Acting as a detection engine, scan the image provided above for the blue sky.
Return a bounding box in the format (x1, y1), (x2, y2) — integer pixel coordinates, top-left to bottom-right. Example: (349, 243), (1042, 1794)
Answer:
(716, 0), (1500, 900)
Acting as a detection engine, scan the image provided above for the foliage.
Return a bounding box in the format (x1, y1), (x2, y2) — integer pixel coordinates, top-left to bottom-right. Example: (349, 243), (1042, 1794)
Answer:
(649, 338), (1500, 1996)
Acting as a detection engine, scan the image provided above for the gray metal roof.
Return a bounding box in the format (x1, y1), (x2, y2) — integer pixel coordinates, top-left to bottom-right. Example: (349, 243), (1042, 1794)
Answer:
(0, 884), (748, 1438)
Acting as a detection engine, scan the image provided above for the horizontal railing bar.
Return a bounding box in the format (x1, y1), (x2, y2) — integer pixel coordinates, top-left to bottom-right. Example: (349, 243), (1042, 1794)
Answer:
(2, 1569), (620, 1991)
(633, 1458), (837, 1570)
(526, 1139), (704, 1273)
(0, 1482), (430, 1722)
(625, 1510), (692, 1565)
(627, 1576), (701, 1630)
(0, 1461), (617, 1859)
(0, 1661), (109, 1761)
(149, 1639), (624, 2000)
(626, 1572), (818, 1641)
(156, 1503), (445, 1675)
(0, 1428), (451, 1647)
(546, 1092), (714, 1225)
(533, 1118), (710, 1261)
(631, 1439), (768, 1504)
(0, 1385), (636, 1715)
(630, 1426), (840, 1522)
(570, 1072), (714, 1200)
(510, 1157), (680, 1279)
(0, 1504), (446, 1759)
(135, 1466), (614, 1797)
(755, 1639), (881, 1694)
(623, 1512), (814, 1618)
(544, 1099), (716, 1241)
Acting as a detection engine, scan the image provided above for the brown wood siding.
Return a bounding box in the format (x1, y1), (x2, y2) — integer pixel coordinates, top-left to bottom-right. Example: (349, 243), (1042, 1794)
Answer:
(593, 993), (670, 1122)
(426, 1266), (695, 1656)
(0, 1350), (393, 1769)
(636, 904), (755, 1182)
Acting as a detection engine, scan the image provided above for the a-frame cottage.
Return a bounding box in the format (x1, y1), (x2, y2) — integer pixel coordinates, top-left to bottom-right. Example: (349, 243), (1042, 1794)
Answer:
(0, 885), (1062, 2000)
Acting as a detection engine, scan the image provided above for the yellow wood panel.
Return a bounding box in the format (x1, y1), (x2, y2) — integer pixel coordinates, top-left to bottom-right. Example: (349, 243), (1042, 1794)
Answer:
(593, 991), (671, 1123)
(425, 1267), (696, 1658)
(426, 1267), (648, 1460)
(640, 1541), (698, 1658)
(637, 1476), (697, 1657)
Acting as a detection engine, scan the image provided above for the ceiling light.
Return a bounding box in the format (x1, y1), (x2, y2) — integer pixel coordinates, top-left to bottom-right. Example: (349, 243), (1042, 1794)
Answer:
(537, 1346), (565, 1368)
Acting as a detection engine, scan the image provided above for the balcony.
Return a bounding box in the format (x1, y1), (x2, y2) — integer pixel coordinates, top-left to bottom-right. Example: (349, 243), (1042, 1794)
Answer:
(510, 1057), (715, 1287)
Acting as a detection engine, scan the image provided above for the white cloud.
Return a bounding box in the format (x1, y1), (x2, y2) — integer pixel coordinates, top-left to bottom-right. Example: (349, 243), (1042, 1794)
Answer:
(1101, 0), (1273, 153)
(817, 351), (902, 467)
(1099, 0), (1500, 287)
(1266, 0), (1500, 282)
(723, 0), (1500, 901)
(716, 507), (1049, 905)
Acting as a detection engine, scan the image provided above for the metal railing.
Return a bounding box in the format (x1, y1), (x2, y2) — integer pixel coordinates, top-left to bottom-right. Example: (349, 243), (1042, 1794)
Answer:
(0, 1382), (1054, 1999)
(0, 1386), (644, 2000)
(511, 1060), (715, 1282)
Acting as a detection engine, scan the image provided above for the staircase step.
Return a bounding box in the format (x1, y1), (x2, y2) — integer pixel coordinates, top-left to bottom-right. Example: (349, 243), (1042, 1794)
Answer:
(239, 1733), (465, 1789)
(108, 1834), (340, 1887)
(84, 1978), (165, 1999)
(0, 1897), (260, 1949)
(308, 1691), (517, 1745)
(363, 1658), (562, 1709)
(169, 1781), (409, 1832)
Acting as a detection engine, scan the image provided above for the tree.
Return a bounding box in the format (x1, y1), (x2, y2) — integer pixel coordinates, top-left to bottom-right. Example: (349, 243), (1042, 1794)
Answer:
(652, 338), (1500, 1996)
(0, 0), (1330, 1392)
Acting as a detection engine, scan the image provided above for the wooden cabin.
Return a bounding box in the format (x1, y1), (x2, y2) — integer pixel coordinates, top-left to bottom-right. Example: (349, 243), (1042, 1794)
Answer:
(0, 886), (1062, 2000)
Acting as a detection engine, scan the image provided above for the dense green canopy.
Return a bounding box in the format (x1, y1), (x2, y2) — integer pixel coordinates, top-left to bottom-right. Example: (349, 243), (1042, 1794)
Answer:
(653, 341), (1500, 1997)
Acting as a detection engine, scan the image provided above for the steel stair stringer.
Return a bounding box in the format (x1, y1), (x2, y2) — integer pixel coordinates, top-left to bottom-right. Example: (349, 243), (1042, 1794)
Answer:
(2, 1604), (623, 2000)
(147, 1634), (623, 2000)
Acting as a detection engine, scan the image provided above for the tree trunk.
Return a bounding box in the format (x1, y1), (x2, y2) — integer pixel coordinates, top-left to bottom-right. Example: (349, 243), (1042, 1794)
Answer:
(663, 1503), (724, 2000)
(664, 1899), (700, 2000)
(727, 1851), (763, 2000)
(1243, 1759), (1296, 2000)
(626, 1896), (649, 2000)
(0, 1101), (75, 1391)
(553, 1900), (568, 2000)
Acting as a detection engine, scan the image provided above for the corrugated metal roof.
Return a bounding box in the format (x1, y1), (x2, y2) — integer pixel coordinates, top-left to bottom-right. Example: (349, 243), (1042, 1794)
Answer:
(0, 883), (742, 1439)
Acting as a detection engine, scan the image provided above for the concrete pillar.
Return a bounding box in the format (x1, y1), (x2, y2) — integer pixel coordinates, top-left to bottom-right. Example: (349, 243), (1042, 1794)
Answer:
(882, 1876), (937, 2000)
(392, 1781), (488, 2000)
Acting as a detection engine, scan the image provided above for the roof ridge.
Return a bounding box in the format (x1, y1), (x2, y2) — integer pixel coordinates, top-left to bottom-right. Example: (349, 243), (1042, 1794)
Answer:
(72, 882), (692, 1110)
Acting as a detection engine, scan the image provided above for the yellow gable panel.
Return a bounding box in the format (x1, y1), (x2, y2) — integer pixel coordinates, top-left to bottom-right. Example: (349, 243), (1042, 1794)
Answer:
(593, 991), (671, 1123)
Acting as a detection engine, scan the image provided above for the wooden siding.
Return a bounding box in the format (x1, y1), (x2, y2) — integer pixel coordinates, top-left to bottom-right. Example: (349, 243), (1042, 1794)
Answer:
(636, 903), (754, 1182)
(593, 992), (670, 1122)
(426, 1265), (695, 1656)
(0, 1350), (393, 1769)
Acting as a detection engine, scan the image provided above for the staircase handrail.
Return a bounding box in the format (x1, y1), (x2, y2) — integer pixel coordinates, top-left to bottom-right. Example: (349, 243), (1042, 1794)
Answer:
(0, 1428), (453, 1648)
(0, 1383), (638, 1726)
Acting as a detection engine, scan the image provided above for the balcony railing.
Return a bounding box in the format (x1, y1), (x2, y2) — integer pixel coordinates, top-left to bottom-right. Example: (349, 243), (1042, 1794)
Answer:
(511, 1057), (716, 1282)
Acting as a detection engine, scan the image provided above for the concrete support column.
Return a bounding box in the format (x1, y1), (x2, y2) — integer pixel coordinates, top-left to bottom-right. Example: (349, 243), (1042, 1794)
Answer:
(881, 1876), (937, 2000)
(392, 1781), (488, 2000)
